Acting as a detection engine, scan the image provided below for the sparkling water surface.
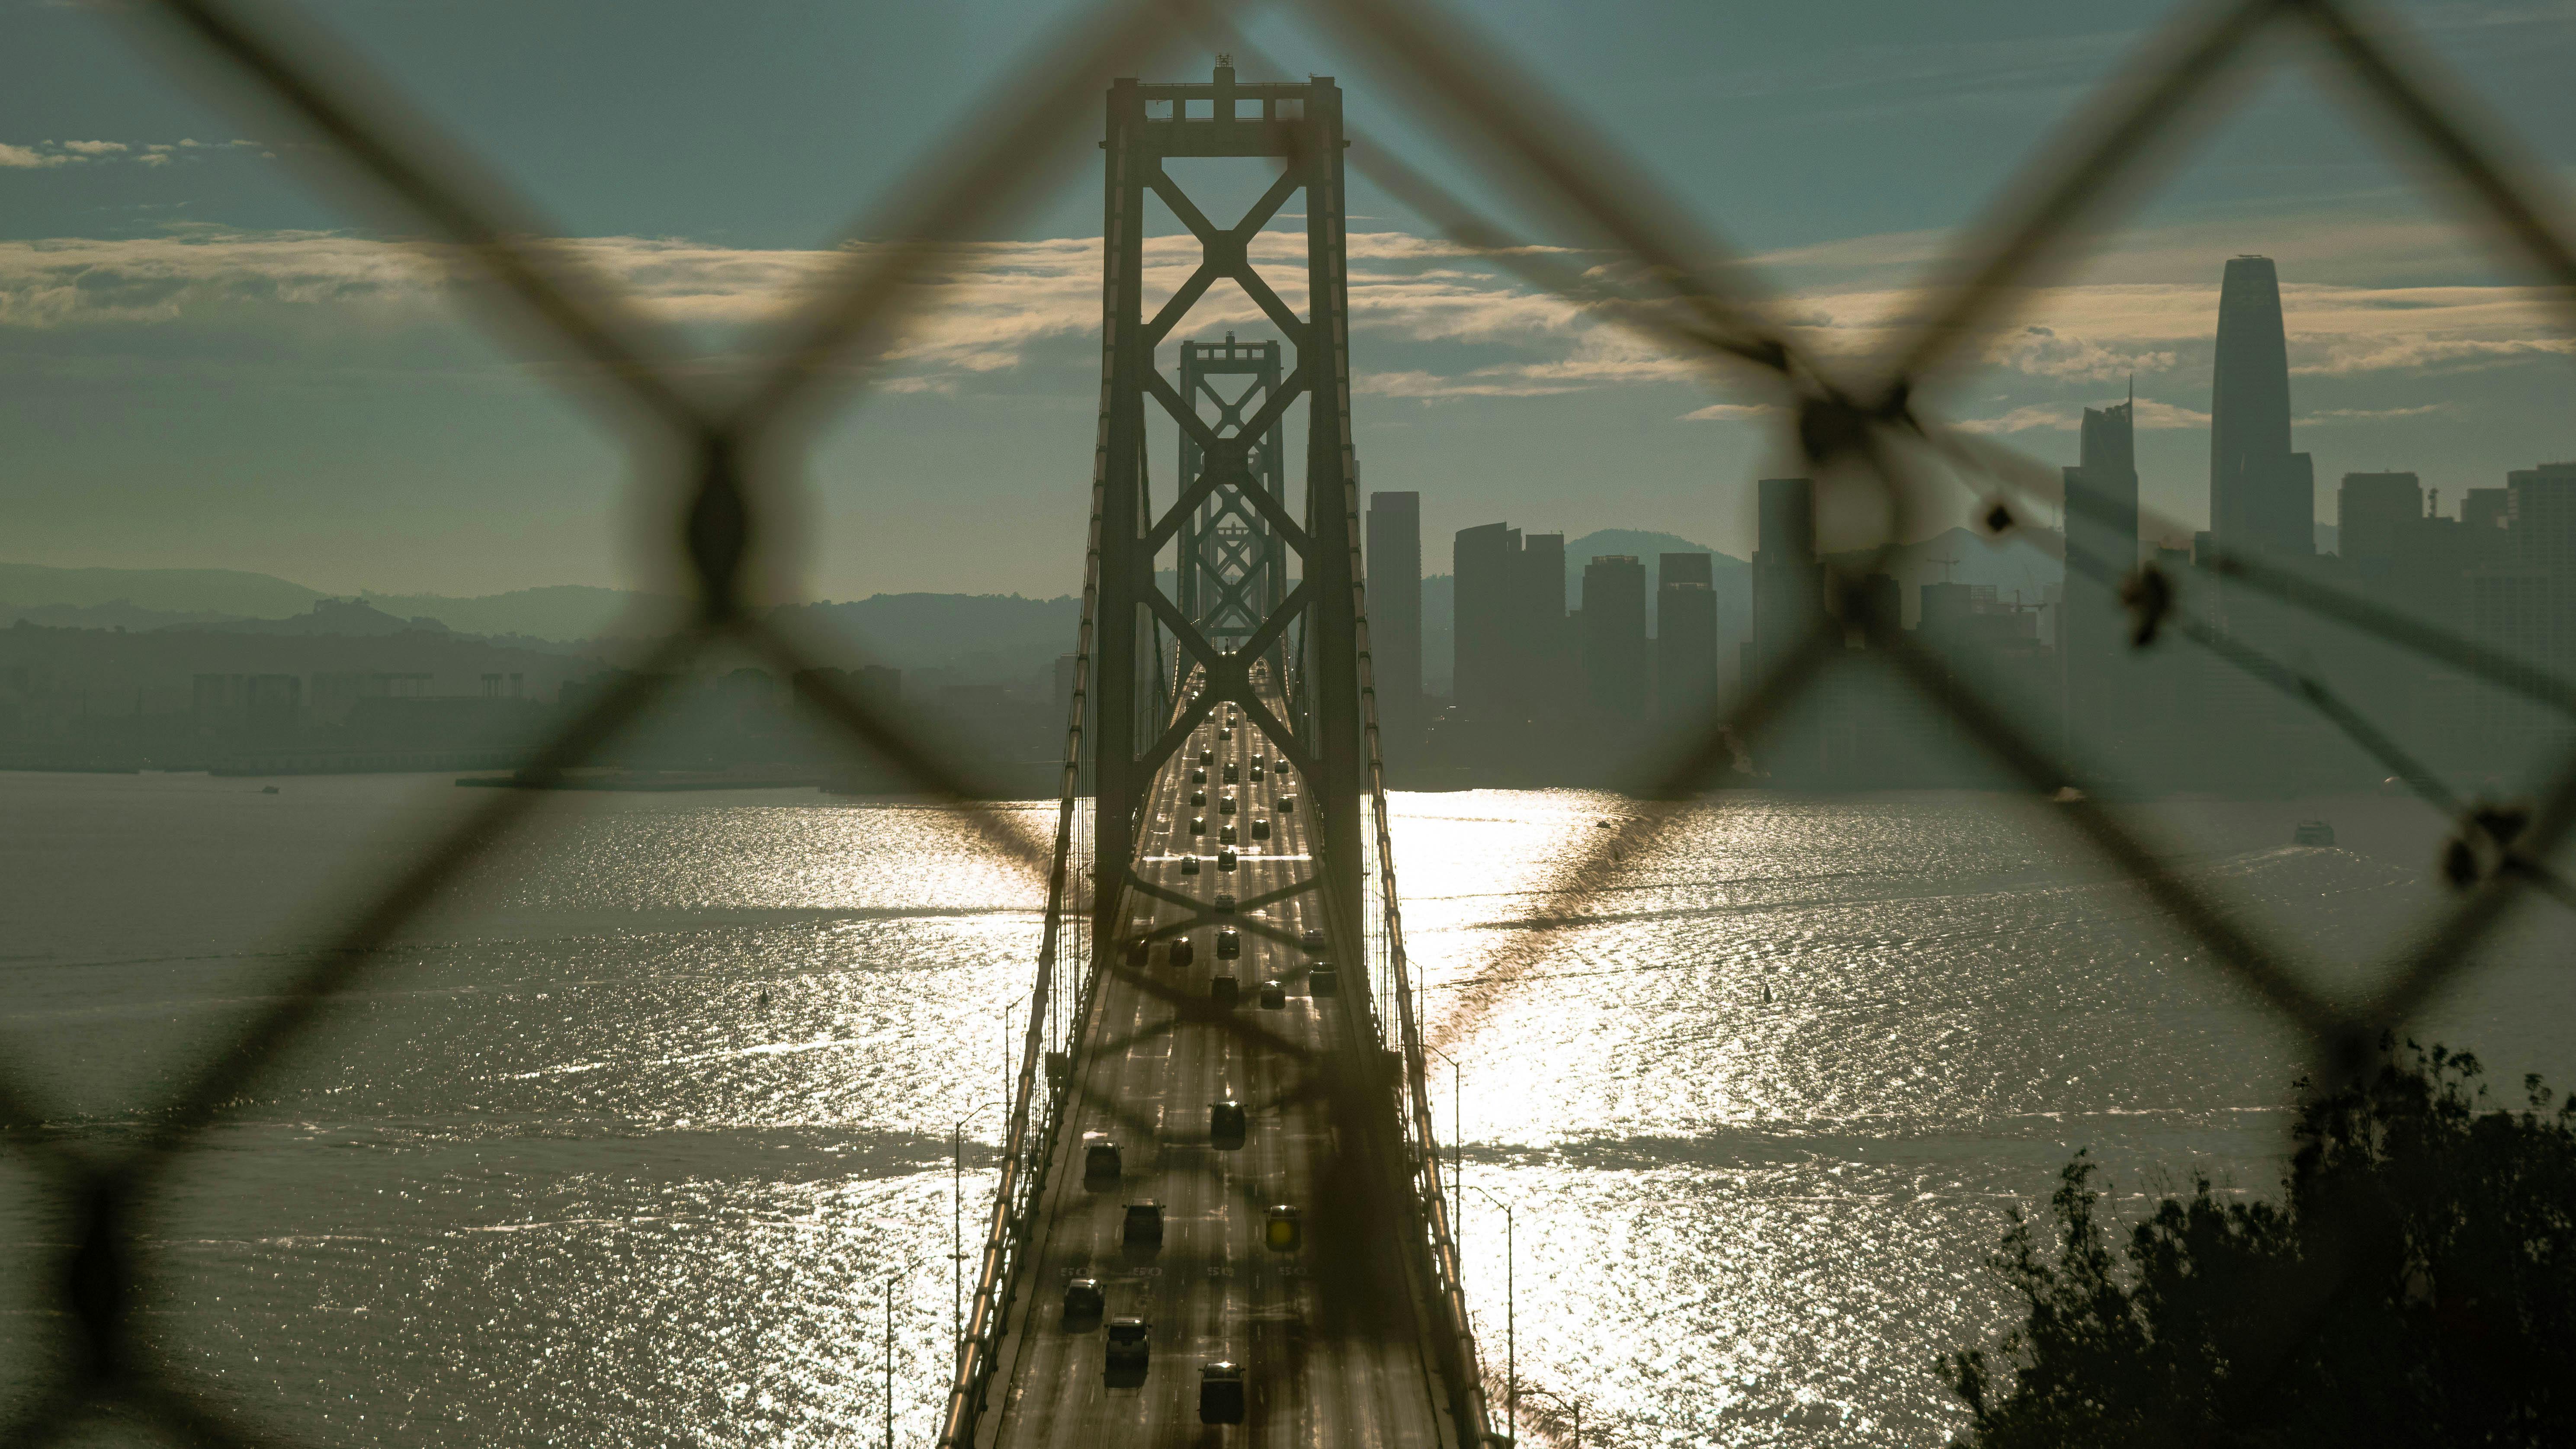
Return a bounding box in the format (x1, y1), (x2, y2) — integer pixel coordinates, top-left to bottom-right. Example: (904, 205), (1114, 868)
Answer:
(3, 772), (2569, 1445)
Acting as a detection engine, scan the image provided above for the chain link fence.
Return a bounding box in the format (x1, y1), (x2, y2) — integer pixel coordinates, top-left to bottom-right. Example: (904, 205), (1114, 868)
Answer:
(6, 0), (2575, 1443)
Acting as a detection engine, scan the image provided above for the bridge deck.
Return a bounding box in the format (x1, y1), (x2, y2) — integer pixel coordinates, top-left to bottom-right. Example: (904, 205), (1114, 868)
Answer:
(976, 680), (1449, 1445)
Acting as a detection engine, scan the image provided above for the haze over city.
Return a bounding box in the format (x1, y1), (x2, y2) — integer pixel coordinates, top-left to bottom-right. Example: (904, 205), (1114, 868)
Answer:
(6, 3), (2576, 1446)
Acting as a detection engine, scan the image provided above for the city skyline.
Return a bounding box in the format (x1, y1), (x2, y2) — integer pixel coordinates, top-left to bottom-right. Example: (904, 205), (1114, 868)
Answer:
(7, 3), (2576, 598)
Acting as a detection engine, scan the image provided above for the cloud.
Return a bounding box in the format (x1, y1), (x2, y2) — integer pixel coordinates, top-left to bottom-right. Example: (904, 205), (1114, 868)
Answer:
(2300, 403), (2454, 423)
(1680, 402), (1782, 422)
(0, 138), (262, 170)
(3, 214), (2569, 417)
(1952, 398), (2209, 434)
(0, 143), (71, 169)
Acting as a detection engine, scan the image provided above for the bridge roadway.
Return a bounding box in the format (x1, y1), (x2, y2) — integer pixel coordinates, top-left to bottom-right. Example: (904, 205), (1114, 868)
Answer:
(975, 676), (1452, 1445)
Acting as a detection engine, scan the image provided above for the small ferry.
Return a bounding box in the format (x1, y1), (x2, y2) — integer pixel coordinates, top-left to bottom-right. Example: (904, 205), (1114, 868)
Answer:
(2293, 820), (2336, 847)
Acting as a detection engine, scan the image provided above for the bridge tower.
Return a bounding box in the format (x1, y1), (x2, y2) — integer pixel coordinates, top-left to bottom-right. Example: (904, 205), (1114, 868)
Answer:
(1091, 59), (1365, 966)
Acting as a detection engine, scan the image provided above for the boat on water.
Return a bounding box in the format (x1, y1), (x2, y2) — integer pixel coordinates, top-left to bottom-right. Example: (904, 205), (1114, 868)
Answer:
(2294, 819), (2336, 847)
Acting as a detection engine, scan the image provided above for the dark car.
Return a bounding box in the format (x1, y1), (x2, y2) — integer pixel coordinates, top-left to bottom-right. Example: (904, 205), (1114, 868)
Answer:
(1219, 795), (1237, 815)
(1222, 763), (1239, 783)
(1216, 927), (1241, 959)
(1200, 1360), (1246, 1424)
(1190, 816), (1206, 835)
(1123, 1201), (1164, 1250)
(1278, 793), (1297, 812)
(1209, 1099), (1247, 1150)
(1250, 818), (1270, 841)
(1248, 762), (1264, 779)
(1083, 1138), (1122, 1189)
(1180, 854), (1200, 876)
(1210, 973), (1239, 1008)
(1190, 789), (1206, 806)
(1197, 747), (1212, 765)
(1124, 939), (1149, 967)
(1265, 1204), (1302, 1252)
(1213, 892), (1236, 914)
(1218, 847), (1239, 871)
(1191, 767), (1207, 784)
(1219, 824), (1238, 845)
(1170, 935), (1197, 967)
(1104, 1318), (1150, 1388)
(1259, 978), (1286, 1010)
(1062, 1278), (1105, 1332)
(1307, 965), (1340, 997)
(1299, 927), (1325, 950)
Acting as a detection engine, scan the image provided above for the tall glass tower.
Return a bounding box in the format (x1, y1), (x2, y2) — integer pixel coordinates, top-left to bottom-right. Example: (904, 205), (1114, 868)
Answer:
(2208, 255), (2313, 558)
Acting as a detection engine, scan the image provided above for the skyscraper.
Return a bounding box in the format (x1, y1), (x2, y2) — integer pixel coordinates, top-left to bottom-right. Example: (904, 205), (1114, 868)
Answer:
(1453, 522), (1521, 718)
(1748, 478), (1822, 680)
(2209, 256), (2314, 559)
(1656, 551), (1718, 720)
(1580, 555), (1648, 720)
(2064, 394), (2139, 747)
(1366, 491), (1423, 748)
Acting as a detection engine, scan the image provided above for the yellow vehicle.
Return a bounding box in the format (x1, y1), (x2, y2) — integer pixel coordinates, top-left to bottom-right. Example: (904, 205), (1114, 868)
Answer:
(1264, 1205), (1302, 1252)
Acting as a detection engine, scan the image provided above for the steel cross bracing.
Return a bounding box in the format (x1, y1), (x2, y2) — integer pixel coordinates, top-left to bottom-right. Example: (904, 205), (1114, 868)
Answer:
(1177, 335), (1290, 660)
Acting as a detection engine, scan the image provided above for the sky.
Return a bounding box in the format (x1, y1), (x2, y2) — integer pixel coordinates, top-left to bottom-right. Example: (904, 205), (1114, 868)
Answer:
(4, 0), (2574, 600)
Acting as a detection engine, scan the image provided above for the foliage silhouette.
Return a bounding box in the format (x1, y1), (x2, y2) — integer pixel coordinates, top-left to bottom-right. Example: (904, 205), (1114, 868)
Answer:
(1941, 1040), (2576, 1447)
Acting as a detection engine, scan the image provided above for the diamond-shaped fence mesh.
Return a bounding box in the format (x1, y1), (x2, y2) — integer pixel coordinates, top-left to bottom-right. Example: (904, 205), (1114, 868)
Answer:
(6, 0), (2576, 1443)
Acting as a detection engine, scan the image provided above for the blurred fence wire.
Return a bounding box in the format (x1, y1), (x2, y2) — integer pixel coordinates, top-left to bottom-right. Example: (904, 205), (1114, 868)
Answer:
(5, 0), (2576, 1444)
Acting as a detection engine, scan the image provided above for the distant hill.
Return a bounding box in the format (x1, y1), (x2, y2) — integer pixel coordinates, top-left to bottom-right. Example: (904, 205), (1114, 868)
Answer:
(0, 562), (323, 618)
(0, 562), (671, 643)
(1559, 528), (1748, 607)
(773, 593), (1084, 684)
(208, 598), (449, 637)
(359, 585), (680, 641)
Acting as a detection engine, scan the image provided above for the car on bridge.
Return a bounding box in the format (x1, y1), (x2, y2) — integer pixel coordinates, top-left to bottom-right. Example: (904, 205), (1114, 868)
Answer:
(1278, 792), (1297, 811)
(1213, 892), (1235, 913)
(1190, 816), (1206, 835)
(1210, 973), (1238, 1007)
(1200, 1361), (1246, 1424)
(1061, 1278), (1104, 1332)
(1083, 1137), (1121, 1189)
(1300, 927), (1325, 950)
(1218, 795), (1236, 814)
(1250, 817), (1270, 840)
(1259, 977), (1286, 1010)
(1197, 747), (1212, 764)
(1265, 1204), (1302, 1252)
(1218, 847), (1238, 870)
(1219, 824), (1237, 845)
(1122, 1202), (1164, 1250)
(1104, 1319), (1150, 1389)
(1170, 936), (1195, 966)
(1180, 854), (1200, 875)
(1248, 762), (1264, 780)
(1191, 767), (1207, 784)
(1216, 927), (1240, 959)
(1309, 965), (1340, 997)
(1222, 763), (1239, 782)
(1190, 789), (1205, 805)
(1209, 1098), (1246, 1149)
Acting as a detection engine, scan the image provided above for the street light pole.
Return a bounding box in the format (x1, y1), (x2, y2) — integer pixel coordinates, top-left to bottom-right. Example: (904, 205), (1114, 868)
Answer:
(883, 1278), (895, 1449)
(1472, 1186), (1514, 1433)
(1426, 1044), (1464, 1267)
(951, 1101), (1002, 1364)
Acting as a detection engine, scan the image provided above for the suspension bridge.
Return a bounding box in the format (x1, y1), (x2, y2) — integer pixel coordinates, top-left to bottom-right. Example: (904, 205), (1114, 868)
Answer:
(934, 61), (1491, 1446)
